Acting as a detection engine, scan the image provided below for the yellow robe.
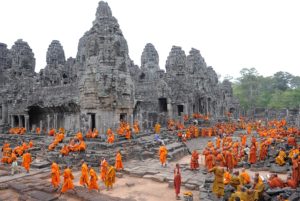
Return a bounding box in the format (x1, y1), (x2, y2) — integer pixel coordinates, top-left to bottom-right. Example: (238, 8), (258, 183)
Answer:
(209, 167), (224, 197)
(275, 150), (286, 166)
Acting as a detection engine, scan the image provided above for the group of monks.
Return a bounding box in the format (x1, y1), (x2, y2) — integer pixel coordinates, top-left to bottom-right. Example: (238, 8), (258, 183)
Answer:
(193, 118), (300, 200)
(51, 151), (123, 194)
(9, 127), (27, 135)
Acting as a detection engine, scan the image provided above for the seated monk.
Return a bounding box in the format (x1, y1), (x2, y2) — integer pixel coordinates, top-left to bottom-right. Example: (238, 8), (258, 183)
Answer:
(287, 135), (297, 147)
(107, 133), (114, 144)
(268, 174), (285, 188)
(286, 174), (297, 189)
(36, 127), (41, 134)
(13, 146), (24, 156)
(275, 149), (286, 166)
(76, 131), (83, 141)
(55, 132), (64, 143)
(1, 148), (12, 164)
(107, 128), (113, 136)
(29, 140), (34, 148)
(86, 129), (93, 138)
(77, 140), (86, 151)
(224, 171), (232, 185)
(60, 145), (69, 156)
(68, 139), (77, 152)
(49, 128), (56, 136)
(19, 127), (26, 135)
(239, 168), (251, 185)
(1, 141), (10, 152)
(230, 171), (241, 189)
(22, 141), (29, 151)
(92, 128), (98, 138)
(7, 152), (17, 164)
(48, 140), (59, 151)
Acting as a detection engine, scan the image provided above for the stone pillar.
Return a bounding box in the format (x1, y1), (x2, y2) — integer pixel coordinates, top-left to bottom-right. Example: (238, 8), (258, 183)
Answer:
(139, 114), (143, 132)
(167, 98), (173, 119)
(130, 114), (133, 128)
(184, 103), (188, 116)
(54, 114), (58, 130)
(18, 115), (22, 127)
(206, 99), (209, 115)
(11, 115), (14, 128)
(2, 103), (7, 123)
(47, 114), (50, 132)
(39, 120), (43, 134)
(24, 115), (29, 131)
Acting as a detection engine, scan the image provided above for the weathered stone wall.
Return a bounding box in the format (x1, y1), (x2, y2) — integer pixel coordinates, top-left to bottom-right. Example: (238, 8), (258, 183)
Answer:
(0, 1), (238, 133)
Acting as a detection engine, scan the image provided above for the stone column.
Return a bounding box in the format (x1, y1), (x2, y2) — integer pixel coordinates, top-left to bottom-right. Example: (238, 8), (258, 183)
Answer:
(54, 114), (58, 130)
(206, 99), (209, 115)
(11, 115), (14, 128)
(47, 115), (50, 133)
(167, 98), (173, 119)
(18, 115), (22, 127)
(139, 114), (143, 132)
(2, 103), (7, 123)
(184, 103), (188, 116)
(24, 115), (29, 131)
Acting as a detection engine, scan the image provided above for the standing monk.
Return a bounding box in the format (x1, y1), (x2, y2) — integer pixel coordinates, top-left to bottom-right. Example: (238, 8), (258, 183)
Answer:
(88, 168), (99, 192)
(159, 143), (168, 167)
(209, 162), (225, 199)
(174, 163), (181, 200)
(115, 151), (124, 171)
(60, 166), (76, 195)
(22, 151), (32, 173)
(79, 160), (89, 187)
(100, 158), (108, 182)
(249, 143), (257, 164)
(292, 155), (299, 185)
(105, 165), (116, 190)
(190, 150), (199, 170)
(51, 162), (60, 189)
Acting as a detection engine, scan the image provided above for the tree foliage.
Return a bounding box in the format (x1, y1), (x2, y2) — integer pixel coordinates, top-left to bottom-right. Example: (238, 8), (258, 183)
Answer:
(233, 68), (300, 110)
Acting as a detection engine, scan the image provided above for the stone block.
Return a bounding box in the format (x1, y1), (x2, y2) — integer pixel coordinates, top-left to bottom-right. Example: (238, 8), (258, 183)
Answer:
(27, 190), (59, 201)
(184, 183), (196, 190)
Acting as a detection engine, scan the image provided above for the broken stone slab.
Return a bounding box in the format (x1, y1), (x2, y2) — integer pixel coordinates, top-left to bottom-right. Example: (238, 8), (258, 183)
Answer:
(31, 160), (51, 169)
(27, 190), (59, 201)
(8, 182), (32, 193)
(266, 188), (285, 196)
(126, 182), (135, 187)
(129, 170), (145, 178)
(184, 183), (196, 190)
(269, 164), (289, 174)
(143, 174), (166, 183)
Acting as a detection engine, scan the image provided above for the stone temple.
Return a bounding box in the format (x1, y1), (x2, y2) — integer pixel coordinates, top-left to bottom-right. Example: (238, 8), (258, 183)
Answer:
(0, 1), (238, 134)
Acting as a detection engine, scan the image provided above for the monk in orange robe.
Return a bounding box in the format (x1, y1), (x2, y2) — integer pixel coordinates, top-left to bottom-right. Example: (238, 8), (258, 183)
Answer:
(60, 166), (76, 194)
(159, 144), (168, 167)
(154, 123), (161, 134)
(190, 150), (199, 170)
(206, 151), (215, 170)
(259, 142), (268, 161)
(88, 168), (99, 192)
(49, 128), (56, 136)
(216, 137), (221, 149)
(216, 152), (225, 167)
(292, 156), (299, 184)
(239, 168), (251, 185)
(249, 144), (257, 164)
(51, 162), (60, 189)
(125, 129), (131, 140)
(224, 150), (233, 171)
(100, 158), (108, 181)
(29, 140), (34, 148)
(13, 146), (24, 157)
(115, 151), (124, 171)
(286, 175), (297, 189)
(287, 135), (297, 147)
(80, 161), (89, 187)
(86, 129), (93, 138)
(76, 131), (83, 141)
(36, 127), (41, 134)
(60, 145), (69, 156)
(22, 141), (29, 151)
(133, 121), (140, 134)
(268, 174), (285, 188)
(22, 151), (32, 173)
(92, 128), (98, 138)
(241, 134), (247, 146)
(108, 133), (115, 144)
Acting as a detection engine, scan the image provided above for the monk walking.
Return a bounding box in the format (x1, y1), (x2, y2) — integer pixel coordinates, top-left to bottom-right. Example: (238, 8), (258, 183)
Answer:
(51, 162), (60, 189)
(105, 165), (116, 190)
(209, 162), (225, 199)
(100, 158), (108, 182)
(60, 166), (76, 195)
(159, 143), (168, 167)
(79, 160), (89, 187)
(115, 151), (124, 171)
(174, 163), (181, 200)
(22, 151), (32, 173)
(88, 168), (99, 192)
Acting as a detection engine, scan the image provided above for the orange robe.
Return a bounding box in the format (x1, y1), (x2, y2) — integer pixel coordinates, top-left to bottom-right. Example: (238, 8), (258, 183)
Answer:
(76, 132), (83, 141)
(60, 145), (69, 156)
(51, 162), (60, 188)
(88, 168), (99, 191)
(268, 177), (285, 188)
(206, 154), (215, 170)
(22, 153), (32, 172)
(190, 151), (199, 170)
(249, 145), (257, 164)
(154, 123), (161, 134)
(225, 151), (233, 171)
(159, 146), (168, 165)
(115, 152), (124, 171)
(80, 163), (89, 186)
(29, 140), (34, 148)
(240, 172), (251, 185)
(100, 159), (108, 181)
(61, 168), (74, 193)
(286, 179), (297, 189)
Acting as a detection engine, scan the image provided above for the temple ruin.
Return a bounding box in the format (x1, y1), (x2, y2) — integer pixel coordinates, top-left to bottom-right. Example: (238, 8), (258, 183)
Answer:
(0, 1), (239, 134)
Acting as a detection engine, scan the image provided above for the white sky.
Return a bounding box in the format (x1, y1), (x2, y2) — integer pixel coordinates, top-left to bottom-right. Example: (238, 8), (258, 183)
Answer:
(1, 0), (300, 79)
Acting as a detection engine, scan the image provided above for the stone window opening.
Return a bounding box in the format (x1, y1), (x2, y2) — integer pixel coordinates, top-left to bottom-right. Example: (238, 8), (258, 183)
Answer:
(177, 105), (184, 116)
(120, 113), (127, 121)
(158, 98), (167, 112)
(88, 113), (96, 130)
(139, 73), (145, 80)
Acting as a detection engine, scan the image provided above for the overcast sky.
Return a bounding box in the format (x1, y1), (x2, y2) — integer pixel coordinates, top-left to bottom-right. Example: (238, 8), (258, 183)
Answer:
(1, 0), (299, 79)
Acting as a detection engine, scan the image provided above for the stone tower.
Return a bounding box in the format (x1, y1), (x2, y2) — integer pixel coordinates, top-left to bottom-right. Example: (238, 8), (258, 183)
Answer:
(77, 1), (135, 131)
